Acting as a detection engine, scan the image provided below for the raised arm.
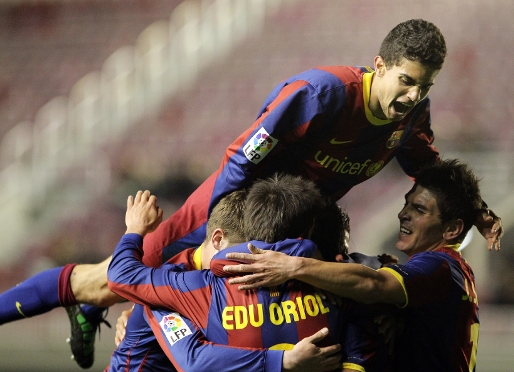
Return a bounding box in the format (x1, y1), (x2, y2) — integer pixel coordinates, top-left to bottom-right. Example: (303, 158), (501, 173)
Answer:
(124, 190), (163, 236)
(107, 191), (212, 316)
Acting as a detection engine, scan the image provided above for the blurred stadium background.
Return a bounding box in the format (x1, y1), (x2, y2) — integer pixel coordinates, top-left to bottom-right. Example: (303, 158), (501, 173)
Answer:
(0, 0), (512, 370)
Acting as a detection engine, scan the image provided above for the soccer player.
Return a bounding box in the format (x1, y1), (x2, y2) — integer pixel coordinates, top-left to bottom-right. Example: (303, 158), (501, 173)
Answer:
(107, 184), (346, 372)
(0, 18), (502, 368)
(107, 174), (384, 371)
(108, 187), (338, 372)
(105, 187), (247, 371)
(224, 159), (484, 371)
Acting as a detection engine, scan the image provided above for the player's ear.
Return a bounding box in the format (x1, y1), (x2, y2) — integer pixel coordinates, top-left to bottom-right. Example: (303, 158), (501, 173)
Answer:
(211, 228), (227, 251)
(443, 219), (464, 241)
(374, 55), (386, 77)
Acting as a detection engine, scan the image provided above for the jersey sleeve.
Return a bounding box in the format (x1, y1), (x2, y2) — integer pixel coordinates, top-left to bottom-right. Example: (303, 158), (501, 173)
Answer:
(379, 252), (452, 308)
(107, 233), (212, 324)
(212, 71), (342, 196)
(395, 98), (440, 178)
(145, 306), (283, 372)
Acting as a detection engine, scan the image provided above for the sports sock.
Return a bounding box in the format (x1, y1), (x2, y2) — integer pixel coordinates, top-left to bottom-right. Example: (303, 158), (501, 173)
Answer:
(57, 263), (78, 306)
(0, 266), (66, 324)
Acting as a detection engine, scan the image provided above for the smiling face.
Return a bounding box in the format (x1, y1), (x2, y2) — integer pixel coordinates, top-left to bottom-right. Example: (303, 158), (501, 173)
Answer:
(370, 56), (440, 121)
(396, 185), (447, 256)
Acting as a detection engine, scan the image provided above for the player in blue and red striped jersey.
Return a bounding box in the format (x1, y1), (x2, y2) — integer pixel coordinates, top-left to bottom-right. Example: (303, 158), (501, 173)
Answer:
(224, 159), (483, 371)
(142, 19), (500, 269)
(0, 19), (501, 369)
(106, 183), (344, 372)
(106, 188), (304, 372)
(108, 186), (392, 372)
(108, 174), (386, 372)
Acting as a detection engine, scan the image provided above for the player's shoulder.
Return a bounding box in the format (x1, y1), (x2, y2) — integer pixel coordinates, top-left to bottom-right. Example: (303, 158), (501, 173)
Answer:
(406, 249), (459, 271)
(314, 65), (371, 82)
(289, 65), (366, 88)
(164, 247), (197, 268)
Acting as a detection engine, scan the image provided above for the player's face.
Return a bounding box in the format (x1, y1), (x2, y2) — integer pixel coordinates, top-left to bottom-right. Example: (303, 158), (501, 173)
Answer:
(372, 56), (440, 121)
(395, 185), (446, 256)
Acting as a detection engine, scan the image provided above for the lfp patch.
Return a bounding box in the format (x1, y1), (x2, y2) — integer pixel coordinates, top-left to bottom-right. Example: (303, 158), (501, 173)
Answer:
(243, 127), (278, 164)
(159, 312), (193, 345)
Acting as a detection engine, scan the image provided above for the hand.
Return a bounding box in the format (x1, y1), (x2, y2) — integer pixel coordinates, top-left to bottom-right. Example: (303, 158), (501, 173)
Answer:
(282, 327), (342, 372)
(377, 253), (399, 267)
(475, 208), (503, 251)
(115, 305), (134, 347)
(125, 190), (163, 236)
(223, 243), (297, 289)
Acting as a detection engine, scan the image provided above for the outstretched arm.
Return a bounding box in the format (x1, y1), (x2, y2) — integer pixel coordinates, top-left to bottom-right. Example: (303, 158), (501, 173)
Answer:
(108, 191), (210, 313)
(223, 244), (405, 305)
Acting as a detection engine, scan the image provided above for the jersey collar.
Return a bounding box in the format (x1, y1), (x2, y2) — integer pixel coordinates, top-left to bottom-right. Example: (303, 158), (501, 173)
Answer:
(193, 244), (204, 270)
(362, 71), (393, 126)
(444, 243), (461, 252)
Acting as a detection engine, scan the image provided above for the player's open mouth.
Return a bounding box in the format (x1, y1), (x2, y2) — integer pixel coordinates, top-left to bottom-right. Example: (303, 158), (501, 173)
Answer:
(393, 101), (412, 115)
(400, 226), (412, 235)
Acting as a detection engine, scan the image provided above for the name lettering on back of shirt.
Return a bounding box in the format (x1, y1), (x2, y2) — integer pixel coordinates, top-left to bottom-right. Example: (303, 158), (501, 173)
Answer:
(222, 293), (330, 330)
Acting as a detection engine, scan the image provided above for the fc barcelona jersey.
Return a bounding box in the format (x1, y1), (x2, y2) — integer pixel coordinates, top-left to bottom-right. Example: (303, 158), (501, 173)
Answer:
(140, 66), (439, 267)
(380, 246), (479, 371)
(108, 235), (383, 371)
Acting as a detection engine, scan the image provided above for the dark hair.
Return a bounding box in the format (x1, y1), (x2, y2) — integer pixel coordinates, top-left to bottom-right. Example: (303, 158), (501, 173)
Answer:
(244, 173), (324, 243)
(413, 159), (482, 242)
(379, 19), (447, 70)
(206, 188), (247, 244)
(310, 202), (350, 262)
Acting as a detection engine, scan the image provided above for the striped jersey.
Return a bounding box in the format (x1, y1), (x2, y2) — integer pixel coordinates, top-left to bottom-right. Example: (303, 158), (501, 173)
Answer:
(380, 246), (479, 371)
(140, 66), (439, 267)
(108, 235), (384, 371)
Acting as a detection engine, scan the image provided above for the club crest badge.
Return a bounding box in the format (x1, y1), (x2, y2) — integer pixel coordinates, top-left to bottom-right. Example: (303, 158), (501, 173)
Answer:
(386, 130), (404, 149)
(365, 161), (385, 177)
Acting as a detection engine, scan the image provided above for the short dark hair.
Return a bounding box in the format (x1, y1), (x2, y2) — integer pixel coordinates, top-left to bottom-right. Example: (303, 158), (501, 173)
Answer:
(379, 19), (447, 70)
(244, 173), (324, 243)
(310, 202), (350, 262)
(206, 188), (247, 244)
(413, 159), (482, 242)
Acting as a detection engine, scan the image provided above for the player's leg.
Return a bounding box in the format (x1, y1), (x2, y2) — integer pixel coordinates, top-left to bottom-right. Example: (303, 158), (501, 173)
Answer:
(0, 264), (77, 324)
(69, 256), (123, 307)
(0, 256), (122, 323)
(65, 256), (123, 369)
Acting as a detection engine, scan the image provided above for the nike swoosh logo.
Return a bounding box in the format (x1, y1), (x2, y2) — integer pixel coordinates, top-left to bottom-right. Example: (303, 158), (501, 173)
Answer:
(16, 301), (27, 318)
(330, 138), (353, 145)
